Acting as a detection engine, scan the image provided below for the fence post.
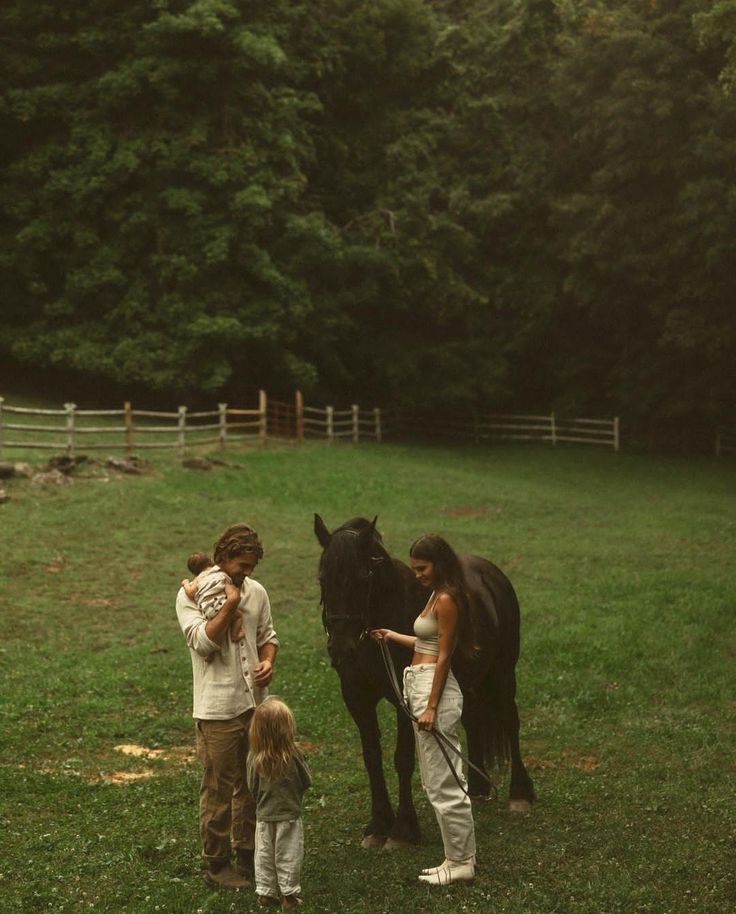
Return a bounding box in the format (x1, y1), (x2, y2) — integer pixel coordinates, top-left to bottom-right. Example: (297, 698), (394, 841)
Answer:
(613, 416), (620, 453)
(177, 406), (187, 456)
(374, 407), (382, 443)
(259, 390), (267, 446)
(124, 401), (133, 455)
(65, 402), (76, 458)
(352, 404), (359, 443)
(0, 396), (4, 457)
(326, 405), (334, 443)
(219, 403), (228, 450)
(295, 389), (304, 444)
(550, 412), (557, 446)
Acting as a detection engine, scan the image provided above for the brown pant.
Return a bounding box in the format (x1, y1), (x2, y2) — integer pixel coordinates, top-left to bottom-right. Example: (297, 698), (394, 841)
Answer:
(196, 711), (256, 862)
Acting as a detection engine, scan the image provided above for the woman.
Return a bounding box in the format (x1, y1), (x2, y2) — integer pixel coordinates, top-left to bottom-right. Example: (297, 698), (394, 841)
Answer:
(370, 534), (476, 886)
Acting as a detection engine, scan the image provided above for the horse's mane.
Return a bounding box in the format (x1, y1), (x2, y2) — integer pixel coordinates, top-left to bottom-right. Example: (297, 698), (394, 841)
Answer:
(334, 516), (383, 540)
(319, 516), (392, 593)
(331, 517), (388, 554)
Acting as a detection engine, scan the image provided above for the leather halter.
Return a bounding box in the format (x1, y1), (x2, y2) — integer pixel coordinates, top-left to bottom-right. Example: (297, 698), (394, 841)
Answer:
(319, 530), (382, 640)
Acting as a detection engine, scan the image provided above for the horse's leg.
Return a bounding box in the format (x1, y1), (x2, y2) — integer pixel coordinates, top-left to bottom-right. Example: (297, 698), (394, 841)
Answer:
(383, 706), (420, 848)
(342, 689), (395, 846)
(496, 667), (535, 811)
(461, 689), (492, 799)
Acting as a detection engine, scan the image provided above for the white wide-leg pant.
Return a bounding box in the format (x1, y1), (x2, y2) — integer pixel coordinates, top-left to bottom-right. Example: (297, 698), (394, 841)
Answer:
(404, 664), (476, 862)
(254, 817), (304, 898)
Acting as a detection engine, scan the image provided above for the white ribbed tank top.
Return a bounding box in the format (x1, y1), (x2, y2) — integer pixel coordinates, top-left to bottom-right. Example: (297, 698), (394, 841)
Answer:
(413, 592), (439, 656)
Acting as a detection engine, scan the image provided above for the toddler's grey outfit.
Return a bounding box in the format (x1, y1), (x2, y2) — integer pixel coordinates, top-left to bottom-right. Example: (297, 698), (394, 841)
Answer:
(246, 750), (311, 900)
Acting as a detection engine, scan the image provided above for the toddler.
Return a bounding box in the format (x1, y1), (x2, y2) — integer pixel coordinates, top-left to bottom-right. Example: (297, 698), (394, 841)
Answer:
(181, 551), (244, 655)
(247, 698), (311, 908)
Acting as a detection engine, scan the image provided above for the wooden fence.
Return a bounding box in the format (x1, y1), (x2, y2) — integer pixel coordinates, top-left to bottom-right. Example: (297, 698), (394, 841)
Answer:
(5, 390), (729, 457)
(387, 411), (620, 450)
(0, 392), (382, 457)
(0, 395), (265, 457)
(715, 426), (736, 457)
(303, 404), (382, 443)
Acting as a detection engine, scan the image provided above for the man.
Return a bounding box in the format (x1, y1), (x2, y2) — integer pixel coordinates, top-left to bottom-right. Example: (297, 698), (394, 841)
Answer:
(176, 523), (279, 890)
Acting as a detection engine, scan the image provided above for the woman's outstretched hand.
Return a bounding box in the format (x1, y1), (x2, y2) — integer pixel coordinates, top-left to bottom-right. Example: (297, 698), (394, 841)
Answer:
(369, 628), (391, 641)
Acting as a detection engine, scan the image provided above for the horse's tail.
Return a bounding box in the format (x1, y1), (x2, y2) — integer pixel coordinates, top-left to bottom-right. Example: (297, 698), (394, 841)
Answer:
(476, 566), (535, 802)
(479, 574), (520, 769)
(479, 646), (518, 771)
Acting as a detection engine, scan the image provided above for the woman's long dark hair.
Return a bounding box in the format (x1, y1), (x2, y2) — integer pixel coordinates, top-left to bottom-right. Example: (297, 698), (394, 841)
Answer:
(410, 534), (476, 661)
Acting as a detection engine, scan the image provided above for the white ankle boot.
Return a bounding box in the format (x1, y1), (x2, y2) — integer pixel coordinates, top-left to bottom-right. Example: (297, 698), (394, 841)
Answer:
(417, 857), (475, 885)
(420, 858), (449, 875)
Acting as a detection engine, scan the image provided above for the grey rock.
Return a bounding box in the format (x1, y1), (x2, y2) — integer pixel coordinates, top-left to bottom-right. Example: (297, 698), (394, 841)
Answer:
(31, 469), (71, 488)
(106, 456), (146, 475)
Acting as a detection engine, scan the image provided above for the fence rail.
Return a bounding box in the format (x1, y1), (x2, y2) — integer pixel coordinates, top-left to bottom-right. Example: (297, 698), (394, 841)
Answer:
(388, 412), (620, 450)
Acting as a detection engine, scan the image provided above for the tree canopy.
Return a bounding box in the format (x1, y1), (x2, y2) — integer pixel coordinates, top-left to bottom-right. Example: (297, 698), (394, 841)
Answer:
(1, 0), (734, 429)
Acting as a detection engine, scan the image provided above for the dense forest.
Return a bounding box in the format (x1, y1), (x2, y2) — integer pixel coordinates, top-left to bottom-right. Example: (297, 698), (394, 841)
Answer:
(1, 0), (734, 436)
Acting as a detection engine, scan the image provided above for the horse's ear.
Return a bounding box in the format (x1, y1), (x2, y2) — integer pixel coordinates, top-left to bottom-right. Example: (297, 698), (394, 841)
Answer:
(371, 515), (385, 542)
(314, 514), (332, 548)
(357, 515), (379, 550)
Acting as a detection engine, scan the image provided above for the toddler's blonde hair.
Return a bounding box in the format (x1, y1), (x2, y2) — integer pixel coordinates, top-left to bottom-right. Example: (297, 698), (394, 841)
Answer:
(248, 697), (297, 781)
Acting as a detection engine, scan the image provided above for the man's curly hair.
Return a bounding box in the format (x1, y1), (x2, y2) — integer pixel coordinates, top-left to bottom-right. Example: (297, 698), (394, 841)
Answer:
(213, 524), (264, 563)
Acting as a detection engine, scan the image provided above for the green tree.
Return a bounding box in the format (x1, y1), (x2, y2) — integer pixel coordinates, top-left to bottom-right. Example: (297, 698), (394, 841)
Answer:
(1, 0), (734, 437)
(548, 0), (736, 421)
(1, 0), (327, 395)
(304, 0), (562, 410)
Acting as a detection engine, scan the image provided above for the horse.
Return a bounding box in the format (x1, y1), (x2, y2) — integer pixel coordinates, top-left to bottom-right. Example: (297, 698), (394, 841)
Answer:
(314, 513), (535, 849)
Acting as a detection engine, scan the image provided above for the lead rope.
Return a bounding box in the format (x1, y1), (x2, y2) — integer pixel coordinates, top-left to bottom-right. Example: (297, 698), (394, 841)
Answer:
(376, 637), (497, 801)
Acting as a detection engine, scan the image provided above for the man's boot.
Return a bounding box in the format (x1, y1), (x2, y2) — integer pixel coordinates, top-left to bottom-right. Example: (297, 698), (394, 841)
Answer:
(235, 847), (255, 878)
(205, 860), (250, 890)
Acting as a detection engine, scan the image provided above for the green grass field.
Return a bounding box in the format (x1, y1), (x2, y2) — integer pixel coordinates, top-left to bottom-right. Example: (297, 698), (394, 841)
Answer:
(1, 441), (734, 913)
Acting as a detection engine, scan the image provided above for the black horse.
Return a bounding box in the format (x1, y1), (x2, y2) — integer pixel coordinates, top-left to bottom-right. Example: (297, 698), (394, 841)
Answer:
(314, 514), (535, 848)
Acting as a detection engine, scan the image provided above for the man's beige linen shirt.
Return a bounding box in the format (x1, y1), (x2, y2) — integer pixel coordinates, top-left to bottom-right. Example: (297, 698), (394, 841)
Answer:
(176, 576), (279, 720)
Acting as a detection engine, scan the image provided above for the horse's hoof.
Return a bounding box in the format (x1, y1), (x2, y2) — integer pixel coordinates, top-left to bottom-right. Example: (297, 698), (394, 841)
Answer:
(361, 834), (387, 849)
(508, 799), (532, 814)
(382, 837), (413, 851)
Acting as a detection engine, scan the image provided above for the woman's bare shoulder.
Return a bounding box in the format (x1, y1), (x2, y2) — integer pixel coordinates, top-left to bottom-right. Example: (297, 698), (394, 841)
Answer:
(434, 590), (459, 615)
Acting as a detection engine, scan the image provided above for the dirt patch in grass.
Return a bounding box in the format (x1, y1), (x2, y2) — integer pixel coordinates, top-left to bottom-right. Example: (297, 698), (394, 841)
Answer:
(19, 742), (197, 784)
(114, 742), (194, 761)
(102, 768), (155, 783)
(526, 750), (601, 771)
(99, 742), (196, 784)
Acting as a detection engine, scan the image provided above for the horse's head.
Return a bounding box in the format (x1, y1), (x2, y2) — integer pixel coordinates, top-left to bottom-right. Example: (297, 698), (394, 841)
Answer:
(314, 513), (387, 670)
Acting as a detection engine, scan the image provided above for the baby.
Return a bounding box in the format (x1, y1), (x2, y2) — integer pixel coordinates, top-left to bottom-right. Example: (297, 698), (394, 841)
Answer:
(182, 551), (244, 655)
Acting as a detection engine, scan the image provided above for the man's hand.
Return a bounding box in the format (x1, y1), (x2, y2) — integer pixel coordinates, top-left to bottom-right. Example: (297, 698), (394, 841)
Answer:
(252, 658), (274, 687)
(224, 582), (240, 602)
